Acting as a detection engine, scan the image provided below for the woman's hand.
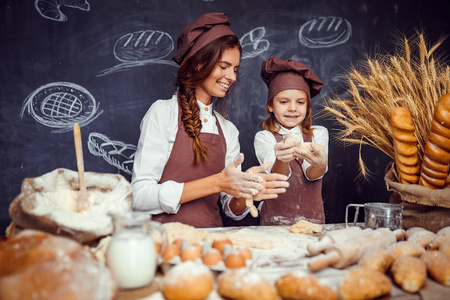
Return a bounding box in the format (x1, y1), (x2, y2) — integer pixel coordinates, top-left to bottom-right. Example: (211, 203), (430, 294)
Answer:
(246, 162), (289, 201)
(218, 153), (266, 199)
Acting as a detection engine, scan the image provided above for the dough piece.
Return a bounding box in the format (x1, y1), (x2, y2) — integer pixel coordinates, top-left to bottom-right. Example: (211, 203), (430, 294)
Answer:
(205, 233), (277, 250)
(338, 268), (392, 300)
(428, 226), (450, 250)
(217, 268), (277, 300)
(290, 219), (323, 234)
(420, 250), (450, 286)
(439, 238), (450, 256)
(0, 230), (117, 300)
(407, 230), (436, 248)
(358, 248), (394, 273)
(162, 222), (208, 244)
(419, 93), (450, 189)
(285, 134), (303, 147)
(161, 261), (214, 300)
(391, 256), (427, 293)
(275, 273), (337, 300)
(8, 168), (133, 243)
(388, 241), (426, 260)
(390, 107), (420, 184)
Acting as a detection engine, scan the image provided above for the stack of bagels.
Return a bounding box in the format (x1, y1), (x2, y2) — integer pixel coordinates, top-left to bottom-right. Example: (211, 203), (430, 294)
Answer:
(391, 93), (450, 188)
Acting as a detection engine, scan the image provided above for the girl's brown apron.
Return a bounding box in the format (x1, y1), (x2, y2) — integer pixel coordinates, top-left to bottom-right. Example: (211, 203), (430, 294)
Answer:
(151, 105), (226, 228)
(260, 132), (325, 226)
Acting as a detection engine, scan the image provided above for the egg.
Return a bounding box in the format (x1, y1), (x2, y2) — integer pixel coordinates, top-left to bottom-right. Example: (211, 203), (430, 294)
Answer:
(172, 238), (185, 251)
(163, 244), (181, 262)
(224, 252), (246, 269)
(212, 239), (232, 253)
(154, 241), (161, 254)
(180, 245), (202, 262)
(237, 246), (253, 260)
(202, 249), (223, 266)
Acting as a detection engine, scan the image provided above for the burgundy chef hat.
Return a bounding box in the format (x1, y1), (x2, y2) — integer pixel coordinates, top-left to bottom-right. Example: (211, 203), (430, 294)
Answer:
(261, 56), (324, 102)
(172, 12), (236, 65)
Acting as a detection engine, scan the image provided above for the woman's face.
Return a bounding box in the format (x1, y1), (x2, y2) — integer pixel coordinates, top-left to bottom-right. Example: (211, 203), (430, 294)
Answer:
(268, 89), (308, 130)
(195, 46), (240, 105)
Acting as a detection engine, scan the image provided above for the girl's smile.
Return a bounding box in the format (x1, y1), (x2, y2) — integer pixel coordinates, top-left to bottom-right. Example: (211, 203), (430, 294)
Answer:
(268, 89), (308, 129)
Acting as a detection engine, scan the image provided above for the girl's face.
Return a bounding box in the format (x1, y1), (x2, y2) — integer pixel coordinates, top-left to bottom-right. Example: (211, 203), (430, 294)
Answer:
(268, 89), (309, 130)
(195, 46), (240, 105)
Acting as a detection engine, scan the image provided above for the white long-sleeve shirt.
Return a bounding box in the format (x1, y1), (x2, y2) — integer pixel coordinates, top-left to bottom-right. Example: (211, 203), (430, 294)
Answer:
(131, 94), (248, 220)
(254, 123), (329, 180)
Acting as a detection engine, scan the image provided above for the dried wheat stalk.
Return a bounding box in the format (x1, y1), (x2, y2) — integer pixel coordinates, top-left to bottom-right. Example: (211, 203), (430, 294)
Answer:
(321, 32), (450, 178)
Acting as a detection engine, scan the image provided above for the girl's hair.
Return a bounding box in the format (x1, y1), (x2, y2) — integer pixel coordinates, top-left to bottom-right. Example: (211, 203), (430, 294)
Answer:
(176, 35), (242, 164)
(262, 95), (315, 137)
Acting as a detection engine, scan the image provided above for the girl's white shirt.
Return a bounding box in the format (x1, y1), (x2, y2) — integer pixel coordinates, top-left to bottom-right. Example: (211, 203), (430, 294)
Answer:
(254, 122), (329, 180)
(132, 94), (248, 220)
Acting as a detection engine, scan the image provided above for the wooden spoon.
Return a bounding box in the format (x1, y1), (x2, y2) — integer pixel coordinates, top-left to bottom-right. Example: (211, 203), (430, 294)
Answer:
(73, 123), (89, 212)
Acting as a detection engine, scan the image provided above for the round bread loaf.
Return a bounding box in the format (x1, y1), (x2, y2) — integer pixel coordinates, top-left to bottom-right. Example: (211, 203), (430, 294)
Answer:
(161, 261), (214, 300)
(275, 272), (337, 300)
(0, 230), (117, 300)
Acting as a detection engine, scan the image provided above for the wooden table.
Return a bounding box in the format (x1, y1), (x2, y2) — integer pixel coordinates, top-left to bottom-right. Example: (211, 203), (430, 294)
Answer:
(115, 224), (449, 300)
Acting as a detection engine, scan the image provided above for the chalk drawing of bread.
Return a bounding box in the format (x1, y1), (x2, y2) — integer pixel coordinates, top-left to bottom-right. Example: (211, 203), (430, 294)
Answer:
(299, 16), (352, 48)
(114, 30), (174, 62)
(240, 27), (270, 59)
(20, 82), (102, 133)
(35, 0), (90, 22)
(88, 132), (136, 175)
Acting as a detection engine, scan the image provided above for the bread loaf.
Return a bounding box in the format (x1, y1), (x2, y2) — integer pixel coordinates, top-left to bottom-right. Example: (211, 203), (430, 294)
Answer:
(0, 230), (117, 300)
(439, 238), (450, 256)
(338, 268), (392, 300)
(428, 226), (450, 250)
(419, 93), (450, 189)
(421, 250), (450, 286)
(407, 229), (436, 248)
(391, 256), (427, 293)
(217, 268), (277, 300)
(275, 273), (337, 300)
(388, 241), (425, 260)
(390, 107), (420, 184)
(358, 248), (394, 272)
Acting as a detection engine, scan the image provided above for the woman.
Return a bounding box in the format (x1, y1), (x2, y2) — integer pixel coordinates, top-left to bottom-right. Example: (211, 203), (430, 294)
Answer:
(132, 13), (289, 228)
(254, 56), (328, 226)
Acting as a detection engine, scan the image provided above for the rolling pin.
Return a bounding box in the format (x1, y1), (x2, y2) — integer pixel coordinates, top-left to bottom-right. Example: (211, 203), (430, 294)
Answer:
(308, 228), (404, 272)
(307, 227), (372, 255)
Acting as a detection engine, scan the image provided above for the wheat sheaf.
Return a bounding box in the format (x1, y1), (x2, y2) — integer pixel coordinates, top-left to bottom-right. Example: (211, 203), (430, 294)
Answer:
(321, 31), (450, 179)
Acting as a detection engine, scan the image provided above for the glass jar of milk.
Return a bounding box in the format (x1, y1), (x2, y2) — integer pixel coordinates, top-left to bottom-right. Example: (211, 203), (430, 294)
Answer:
(106, 212), (167, 289)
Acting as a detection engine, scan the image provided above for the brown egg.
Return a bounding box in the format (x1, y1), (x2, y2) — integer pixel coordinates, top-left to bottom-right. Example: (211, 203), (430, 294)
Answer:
(224, 252), (246, 269)
(180, 245), (202, 262)
(202, 249), (223, 266)
(172, 238), (185, 251)
(212, 239), (232, 254)
(154, 241), (161, 254)
(237, 246), (253, 260)
(163, 244), (180, 262)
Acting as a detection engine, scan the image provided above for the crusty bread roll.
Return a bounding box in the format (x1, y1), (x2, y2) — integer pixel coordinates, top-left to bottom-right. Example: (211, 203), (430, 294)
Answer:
(357, 248), (394, 273)
(275, 273), (337, 300)
(419, 93), (450, 189)
(407, 229), (436, 248)
(420, 250), (450, 286)
(390, 107), (420, 184)
(391, 256), (427, 293)
(338, 268), (392, 300)
(217, 268), (277, 300)
(439, 238), (450, 256)
(388, 241), (426, 260)
(0, 230), (117, 300)
(405, 226), (427, 240)
(428, 226), (450, 250)
(161, 261), (214, 300)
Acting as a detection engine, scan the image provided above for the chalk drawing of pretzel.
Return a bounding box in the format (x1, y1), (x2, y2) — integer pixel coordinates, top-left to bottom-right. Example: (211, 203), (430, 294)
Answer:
(35, 0), (90, 22)
(87, 132), (136, 175)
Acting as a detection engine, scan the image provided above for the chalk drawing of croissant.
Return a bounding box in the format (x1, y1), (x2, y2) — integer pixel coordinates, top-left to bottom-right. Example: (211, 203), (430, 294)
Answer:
(35, 0), (90, 22)
(240, 27), (270, 59)
(87, 132), (136, 175)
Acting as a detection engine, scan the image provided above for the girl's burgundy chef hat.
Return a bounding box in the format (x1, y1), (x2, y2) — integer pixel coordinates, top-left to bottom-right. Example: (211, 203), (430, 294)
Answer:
(261, 56), (324, 102)
(172, 12), (236, 65)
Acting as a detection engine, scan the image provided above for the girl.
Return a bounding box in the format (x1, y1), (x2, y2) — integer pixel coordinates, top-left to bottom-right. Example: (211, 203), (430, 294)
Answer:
(132, 13), (289, 228)
(254, 56), (328, 225)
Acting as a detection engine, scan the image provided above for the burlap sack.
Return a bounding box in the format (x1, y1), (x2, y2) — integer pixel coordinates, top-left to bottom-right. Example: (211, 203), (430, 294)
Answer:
(384, 161), (450, 233)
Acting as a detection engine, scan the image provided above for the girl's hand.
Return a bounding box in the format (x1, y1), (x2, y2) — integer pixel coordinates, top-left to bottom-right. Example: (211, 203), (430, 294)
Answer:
(274, 133), (296, 162)
(218, 153), (265, 199)
(295, 143), (327, 169)
(246, 162), (289, 201)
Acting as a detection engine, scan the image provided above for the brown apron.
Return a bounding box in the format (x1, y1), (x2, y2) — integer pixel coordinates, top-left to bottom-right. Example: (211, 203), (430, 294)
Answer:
(151, 104), (226, 228)
(260, 132), (325, 226)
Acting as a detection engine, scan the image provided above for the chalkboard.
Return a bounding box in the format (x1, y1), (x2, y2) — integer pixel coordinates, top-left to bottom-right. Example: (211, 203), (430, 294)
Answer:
(1, 0), (449, 233)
